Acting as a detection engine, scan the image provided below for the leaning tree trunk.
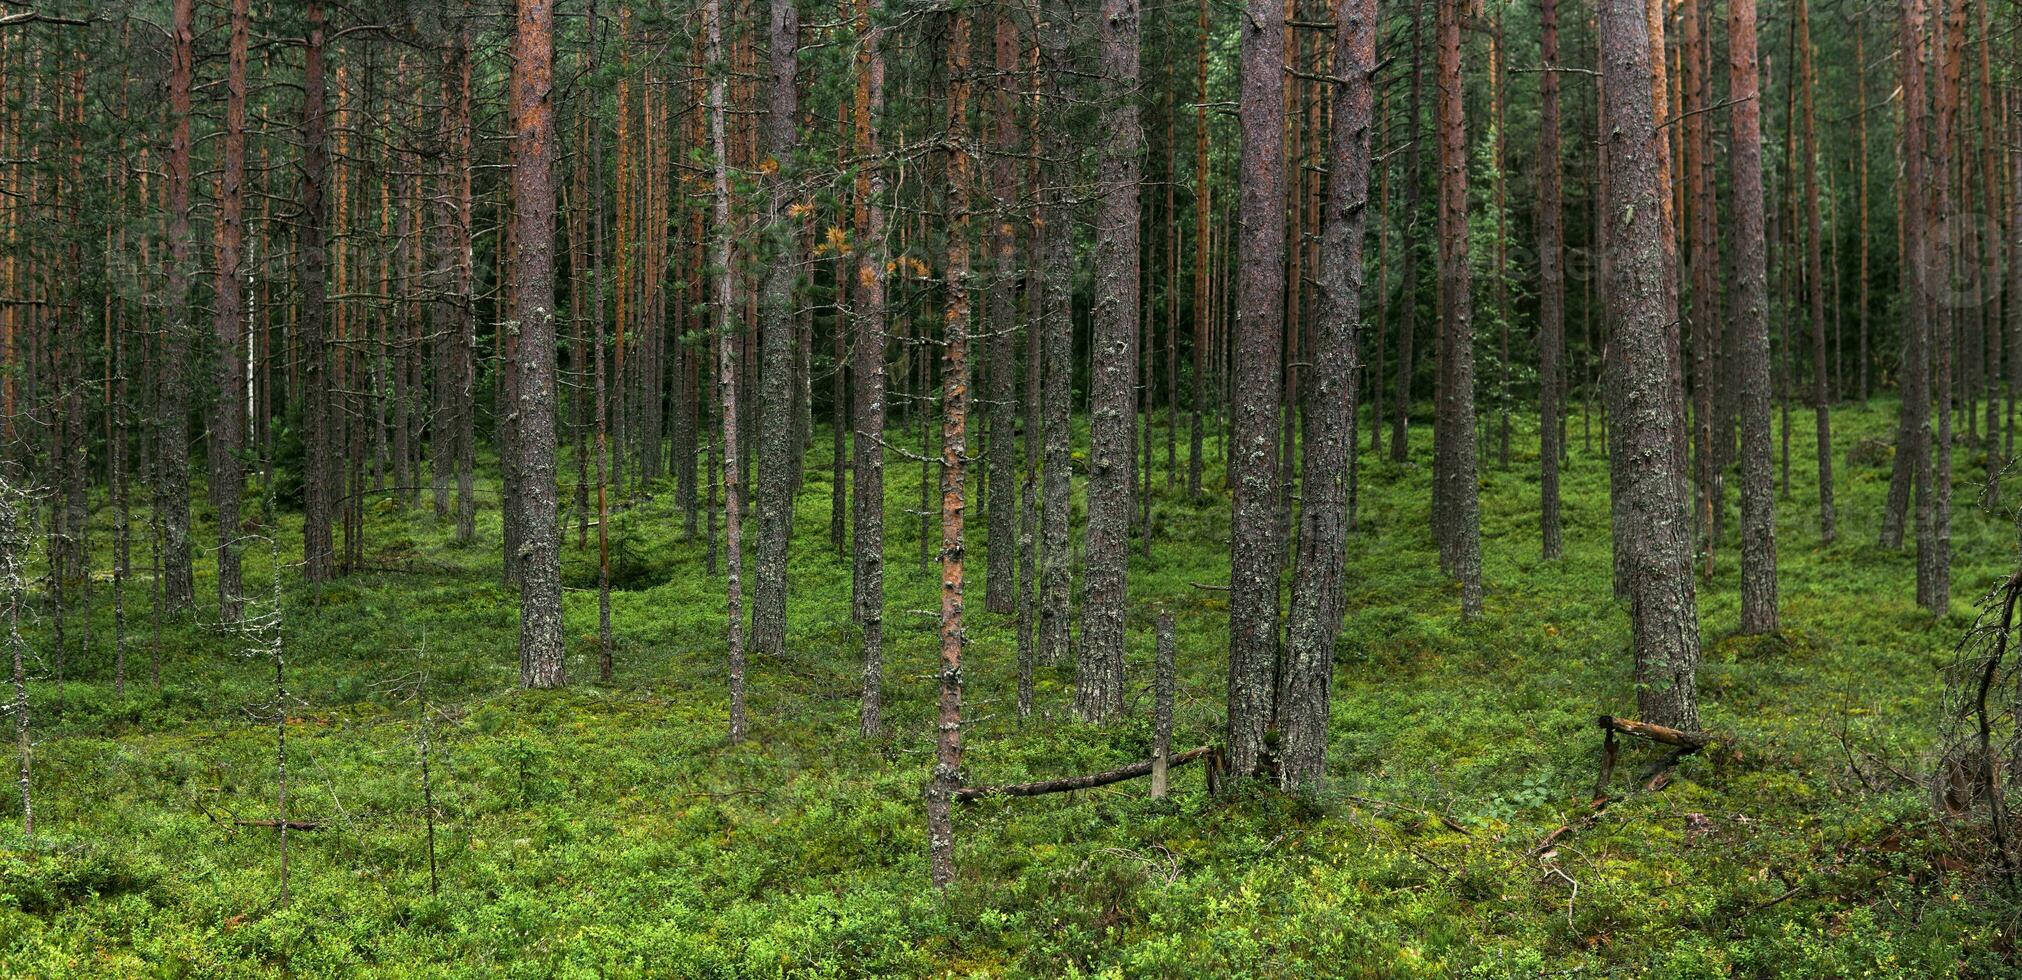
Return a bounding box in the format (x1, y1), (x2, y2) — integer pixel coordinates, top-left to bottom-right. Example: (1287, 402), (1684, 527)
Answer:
(751, 0), (800, 659)
(1601, 0), (1701, 731)
(1729, 0), (1779, 635)
(1226, 0), (1287, 781)
(1280, 0), (1374, 796)
(1076, 0), (1140, 724)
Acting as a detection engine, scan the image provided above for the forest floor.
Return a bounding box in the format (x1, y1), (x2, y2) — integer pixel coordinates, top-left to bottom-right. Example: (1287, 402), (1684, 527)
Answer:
(4, 400), (2021, 977)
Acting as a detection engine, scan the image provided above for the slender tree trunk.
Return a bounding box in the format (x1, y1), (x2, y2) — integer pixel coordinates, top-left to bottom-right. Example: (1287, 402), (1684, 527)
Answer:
(1281, 0), (1374, 795)
(2011, 72), (2022, 489)
(210, 0), (250, 621)
(927, 7), (972, 891)
(850, 0), (888, 737)
(1491, 18), (1510, 471)
(1683, 0), (1717, 574)
(1390, 0), (1425, 463)
(157, 0), (195, 609)
(1189, 0), (1210, 498)
(1922, 0), (1963, 615)
(1601, 0), (1701, 730)
(981, 12), (1021, 616)
(1856, 22), (1870, 405)
(4, 482), (29, 836)
(451, 31), (478, 546)
(752, 0), (800, 658)
(1730, 0), (1778, 635)
(1431, 0), (1482, 618)
(1538, 0), (1565, 561)
(1797, 0), (1835, 544)
(1887, 0), (1934, 558)
(1038, 0), (1075, 668)
(706, 0), (749, 741)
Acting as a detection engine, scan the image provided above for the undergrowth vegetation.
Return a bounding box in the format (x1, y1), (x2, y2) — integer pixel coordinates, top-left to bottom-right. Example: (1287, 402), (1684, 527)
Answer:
(2, 400), (2019, 976)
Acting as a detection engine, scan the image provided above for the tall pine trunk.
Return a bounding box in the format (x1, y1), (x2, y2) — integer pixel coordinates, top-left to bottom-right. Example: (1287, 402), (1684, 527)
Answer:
(1538, 0), (1565, 561)
(851, 0), (888, 736)
(1431, 0), (1481, 618)
(1730, 0), (1779, 635)
(1226, 0), (1286, 780)
(300, 2), (334, 581)
(982, 11), (1021, 617)
(1037, 0), (1075, 668)
(1077, 0), (1140, 724)
(512, 0), (565, 689)
(927, 7), (972, 891)
(1602, 0), (1701, 730)
(157, 0), (195, 608)
(1280, 0), (1374, 795)
(751, 0), (800, 658)
(1797, 0), (1835, 543)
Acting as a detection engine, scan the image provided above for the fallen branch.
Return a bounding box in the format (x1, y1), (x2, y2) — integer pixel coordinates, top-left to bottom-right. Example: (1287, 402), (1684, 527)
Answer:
(957, 746), (1218, 803)
(1593, 716), (1717, 801)
(1532, 797), (1613, 857)
(1597, 715), (1712, 749)
(234, 818), (325, 831)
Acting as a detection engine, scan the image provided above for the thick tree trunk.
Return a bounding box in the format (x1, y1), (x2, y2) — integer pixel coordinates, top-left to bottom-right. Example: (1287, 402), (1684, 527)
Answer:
(1729, 0), (1778, 635)
(1227, 0), (1286, 780)
(1077, 0), (1140, 724)
(1601, 0), (1701, 731)
(1280, 0), (1374, 796)
(512, 0), (565, 689)
(751, 0), (800, 658)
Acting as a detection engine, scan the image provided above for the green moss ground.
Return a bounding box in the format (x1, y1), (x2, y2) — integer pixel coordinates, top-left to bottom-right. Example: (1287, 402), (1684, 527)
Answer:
(2, 400), (2017, 976)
